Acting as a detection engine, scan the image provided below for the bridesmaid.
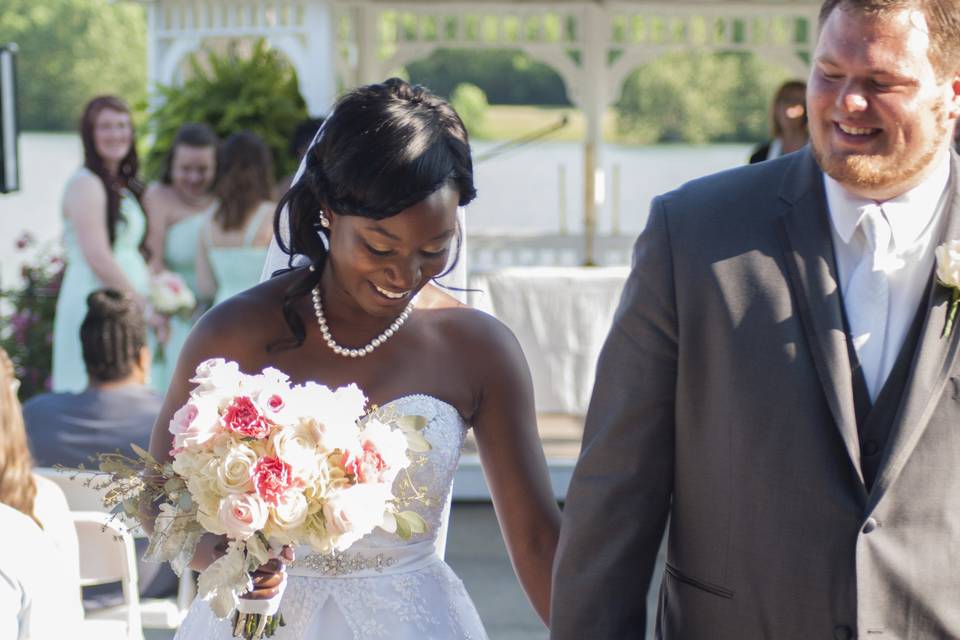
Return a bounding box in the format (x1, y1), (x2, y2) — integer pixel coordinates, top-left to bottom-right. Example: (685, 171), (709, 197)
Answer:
(195, 131), (276, 306)
(143, 123), (219, 392)
(52, 96), (154, 392)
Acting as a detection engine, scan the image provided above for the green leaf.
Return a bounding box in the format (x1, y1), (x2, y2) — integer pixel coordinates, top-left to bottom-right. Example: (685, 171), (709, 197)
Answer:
(404, 431), (432, 454)
(397, 415), (428, 431)
(394, 510), (427, 539)
(130, 443), (158, 466)
(395, 513), (411, 539)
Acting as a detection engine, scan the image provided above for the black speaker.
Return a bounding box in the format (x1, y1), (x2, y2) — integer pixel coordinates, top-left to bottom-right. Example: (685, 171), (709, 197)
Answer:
(0, 43), (20, 194)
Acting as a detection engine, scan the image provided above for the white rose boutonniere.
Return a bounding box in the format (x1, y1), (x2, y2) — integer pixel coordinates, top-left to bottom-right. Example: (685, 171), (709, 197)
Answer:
(934, 240), (960, 338)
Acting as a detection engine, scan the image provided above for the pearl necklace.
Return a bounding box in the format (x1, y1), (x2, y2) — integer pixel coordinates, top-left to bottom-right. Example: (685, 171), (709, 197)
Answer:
(311, 285), (414, 358)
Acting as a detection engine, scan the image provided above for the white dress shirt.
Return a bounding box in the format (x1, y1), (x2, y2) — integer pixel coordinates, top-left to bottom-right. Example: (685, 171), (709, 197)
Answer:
(825, 154), (952, 398)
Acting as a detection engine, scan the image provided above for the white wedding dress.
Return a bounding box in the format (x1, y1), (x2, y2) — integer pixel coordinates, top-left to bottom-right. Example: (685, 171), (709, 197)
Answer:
(174, 394), (489, 639)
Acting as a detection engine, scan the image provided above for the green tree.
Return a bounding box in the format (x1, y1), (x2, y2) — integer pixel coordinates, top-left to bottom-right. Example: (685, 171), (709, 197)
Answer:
(0, 0), (146, 131)
(450, 83), (489, 139)
(144, 39), (308, 180)
(615, 51), (791, 144)
(407, 49), (570, 105)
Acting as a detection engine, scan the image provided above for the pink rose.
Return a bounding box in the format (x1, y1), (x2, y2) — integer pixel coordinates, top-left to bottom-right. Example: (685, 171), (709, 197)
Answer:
(169, 401), (218, 449)
(342, 442), (388, 484)
(217, 493), (268, 540)
(221, 396), (271, 440)
(253, 456), (295, 506)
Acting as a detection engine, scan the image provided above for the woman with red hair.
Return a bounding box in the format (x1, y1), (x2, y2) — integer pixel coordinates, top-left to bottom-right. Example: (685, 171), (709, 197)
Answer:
(52, 95), (155, 392)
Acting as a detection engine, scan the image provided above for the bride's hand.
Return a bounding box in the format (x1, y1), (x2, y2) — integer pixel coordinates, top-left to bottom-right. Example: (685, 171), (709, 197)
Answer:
(241, 545), (295, 600)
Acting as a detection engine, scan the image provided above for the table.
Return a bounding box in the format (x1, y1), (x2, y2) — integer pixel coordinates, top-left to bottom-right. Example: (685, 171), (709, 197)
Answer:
(469, 266), (630, 416)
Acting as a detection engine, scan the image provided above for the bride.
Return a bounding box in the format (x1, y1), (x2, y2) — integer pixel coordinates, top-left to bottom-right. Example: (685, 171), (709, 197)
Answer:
(149, 78), (561, 638)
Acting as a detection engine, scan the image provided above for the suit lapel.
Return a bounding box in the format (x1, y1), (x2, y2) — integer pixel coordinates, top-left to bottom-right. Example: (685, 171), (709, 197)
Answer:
(868, 155), (960, 511)
(777, 150), (865, 486)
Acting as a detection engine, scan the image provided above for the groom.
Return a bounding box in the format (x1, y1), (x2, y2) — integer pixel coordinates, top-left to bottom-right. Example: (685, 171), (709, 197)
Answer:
(551, 0), (960, 638)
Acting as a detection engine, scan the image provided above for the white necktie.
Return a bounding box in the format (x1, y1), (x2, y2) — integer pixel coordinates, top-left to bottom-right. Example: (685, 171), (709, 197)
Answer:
(845, 205), (892, 401)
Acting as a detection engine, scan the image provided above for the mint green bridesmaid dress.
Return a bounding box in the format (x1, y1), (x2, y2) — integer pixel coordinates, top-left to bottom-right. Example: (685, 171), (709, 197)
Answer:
(152, 210), (209, 392)
(52, 183), (151, 392)
(204, 205), (272, 306)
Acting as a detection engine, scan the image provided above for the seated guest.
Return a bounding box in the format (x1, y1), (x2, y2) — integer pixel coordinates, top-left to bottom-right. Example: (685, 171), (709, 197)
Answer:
(0, 348), (84, 636)
(23, 289), (177, 608)
(24, 288), (162, 468)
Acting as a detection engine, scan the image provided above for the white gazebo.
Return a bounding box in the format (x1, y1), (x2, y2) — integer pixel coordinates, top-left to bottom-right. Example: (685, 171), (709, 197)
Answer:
(142, 0), (820, 263)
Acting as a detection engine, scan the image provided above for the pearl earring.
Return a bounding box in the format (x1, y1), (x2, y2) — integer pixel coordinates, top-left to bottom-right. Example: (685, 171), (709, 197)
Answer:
(319, 212), (331, 229)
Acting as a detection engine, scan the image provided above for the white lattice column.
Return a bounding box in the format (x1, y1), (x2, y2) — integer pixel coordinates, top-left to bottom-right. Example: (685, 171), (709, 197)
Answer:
(300, 0), (338, 115)
(145, 0), (161, 113)
(354, 4), (381, 86)
(579, 4), (609, 266)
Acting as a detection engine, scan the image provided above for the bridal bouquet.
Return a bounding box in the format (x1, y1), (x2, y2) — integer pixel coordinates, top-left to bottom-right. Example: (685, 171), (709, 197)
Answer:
(96, 358), (430, 639)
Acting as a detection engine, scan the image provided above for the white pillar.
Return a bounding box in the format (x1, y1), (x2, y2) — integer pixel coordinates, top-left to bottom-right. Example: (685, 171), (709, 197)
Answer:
(580, 4), (608, 266)
(145, 0), (162, 113)
(300, 0), (338, 115)
(354, 4), (380, 86)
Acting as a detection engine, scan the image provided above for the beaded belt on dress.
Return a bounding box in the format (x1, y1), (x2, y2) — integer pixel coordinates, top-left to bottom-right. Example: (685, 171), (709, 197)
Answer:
(288, 540), (438, 578)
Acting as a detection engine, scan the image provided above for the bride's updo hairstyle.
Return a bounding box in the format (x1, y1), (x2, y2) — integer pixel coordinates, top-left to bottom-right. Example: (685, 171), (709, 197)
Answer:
(273, 78), (477, 348)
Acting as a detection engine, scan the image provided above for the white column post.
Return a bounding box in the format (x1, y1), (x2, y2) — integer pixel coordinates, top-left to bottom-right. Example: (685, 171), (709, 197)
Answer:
(300, 0), (338, 115)
(355, 3), (380, 86)
(145, 0), (162, 113)
(580, 4), (607, 266)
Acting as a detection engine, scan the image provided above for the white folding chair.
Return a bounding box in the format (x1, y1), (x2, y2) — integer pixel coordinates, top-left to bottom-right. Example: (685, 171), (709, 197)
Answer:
(34, 467), (110, 513)
(73, 511), (144, 640)
(34, 467), (196, 628)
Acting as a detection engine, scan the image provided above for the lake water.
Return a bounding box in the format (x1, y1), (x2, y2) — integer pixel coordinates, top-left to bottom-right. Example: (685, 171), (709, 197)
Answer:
(0, 132), (752, 286)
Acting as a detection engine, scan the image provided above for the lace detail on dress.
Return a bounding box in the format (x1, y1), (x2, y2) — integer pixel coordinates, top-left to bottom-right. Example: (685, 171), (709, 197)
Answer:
(174, 395), (487, 640)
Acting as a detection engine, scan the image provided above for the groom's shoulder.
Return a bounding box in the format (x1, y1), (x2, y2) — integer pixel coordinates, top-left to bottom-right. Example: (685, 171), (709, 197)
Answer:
(656, 150), (803, 222)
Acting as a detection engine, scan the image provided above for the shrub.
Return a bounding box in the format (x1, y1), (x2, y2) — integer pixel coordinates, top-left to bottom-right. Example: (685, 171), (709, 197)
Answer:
(450, 83), (489, 139)
(0, 233), (65, 401)
(144, 39), (308, 181)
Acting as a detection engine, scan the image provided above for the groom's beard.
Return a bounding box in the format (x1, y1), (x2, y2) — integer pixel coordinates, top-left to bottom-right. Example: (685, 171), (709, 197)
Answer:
(811, 100), (949, 193)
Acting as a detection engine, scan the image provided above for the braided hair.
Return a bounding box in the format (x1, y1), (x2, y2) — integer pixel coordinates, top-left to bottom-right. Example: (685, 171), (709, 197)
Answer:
(80, 289), (148, 383)
(272, 78), (477, 349)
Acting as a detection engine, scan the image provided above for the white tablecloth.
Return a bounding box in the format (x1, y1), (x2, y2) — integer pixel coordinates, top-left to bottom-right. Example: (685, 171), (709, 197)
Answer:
(469, 266), (630, 415)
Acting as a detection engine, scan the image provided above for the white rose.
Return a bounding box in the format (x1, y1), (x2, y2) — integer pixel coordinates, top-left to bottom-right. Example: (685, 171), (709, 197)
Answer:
(190, 359), (244, 401)
(265, 491), (309, 542)
(184, 456), (222, 516)
(215, 443), (258, 494)
(936, 240), (960, 289)
(297, 383), (367, 430)
(217, 493), (269, 540)
(322, 483), (393, 551)
(357, 419), (411, 485)
(272, 420), (323, 482)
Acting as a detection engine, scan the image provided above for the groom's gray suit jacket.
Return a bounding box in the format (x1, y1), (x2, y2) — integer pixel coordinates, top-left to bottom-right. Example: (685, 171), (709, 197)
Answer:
(551, 148), (960, 639)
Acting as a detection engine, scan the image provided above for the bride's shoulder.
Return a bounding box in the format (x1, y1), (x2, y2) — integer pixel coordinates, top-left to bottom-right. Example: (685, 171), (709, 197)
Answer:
(426, 300), (521, 358)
